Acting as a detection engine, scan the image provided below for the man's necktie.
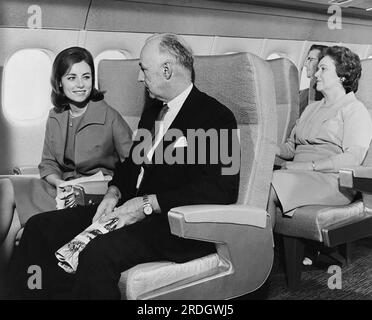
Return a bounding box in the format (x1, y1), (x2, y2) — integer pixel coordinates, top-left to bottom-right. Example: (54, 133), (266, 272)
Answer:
(143, 104), (169, 158)
(137, 104), (169, 190)
(151, 104), (169, 144)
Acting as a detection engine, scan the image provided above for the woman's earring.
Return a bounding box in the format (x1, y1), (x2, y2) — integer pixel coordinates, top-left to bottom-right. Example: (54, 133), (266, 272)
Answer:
(340, 77), (346, 82)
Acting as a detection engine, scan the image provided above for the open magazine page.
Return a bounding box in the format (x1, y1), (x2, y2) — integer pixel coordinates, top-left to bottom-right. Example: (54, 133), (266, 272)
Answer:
(55, 171), (111, 209)
(55, 217), (119, 274)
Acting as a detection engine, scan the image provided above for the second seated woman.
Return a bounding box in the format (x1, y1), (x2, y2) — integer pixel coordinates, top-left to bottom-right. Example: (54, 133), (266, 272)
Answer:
(268, 46), (372, 222)
(0, 46), (132, 270)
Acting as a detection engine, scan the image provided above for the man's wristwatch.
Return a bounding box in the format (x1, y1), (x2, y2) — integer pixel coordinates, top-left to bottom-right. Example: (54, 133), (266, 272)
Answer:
(142, 194), (153, 216)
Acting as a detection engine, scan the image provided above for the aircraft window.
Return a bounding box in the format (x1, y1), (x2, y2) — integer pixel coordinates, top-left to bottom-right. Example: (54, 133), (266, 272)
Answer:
(3, 49), (53, 123)
(95, 50), (129, 68)
(266, 53), (282, 60)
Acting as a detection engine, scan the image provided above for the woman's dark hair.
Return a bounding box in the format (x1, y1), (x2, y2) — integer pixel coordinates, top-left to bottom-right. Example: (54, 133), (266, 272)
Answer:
(51, 46), (104, 111)
(323, 46), (362, 93)
(309, 44), (328, 62)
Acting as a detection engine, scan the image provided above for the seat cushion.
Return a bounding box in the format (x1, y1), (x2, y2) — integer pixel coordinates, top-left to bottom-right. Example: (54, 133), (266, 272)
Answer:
(274, 200), (365, 242)
(119, 253), (225, 300)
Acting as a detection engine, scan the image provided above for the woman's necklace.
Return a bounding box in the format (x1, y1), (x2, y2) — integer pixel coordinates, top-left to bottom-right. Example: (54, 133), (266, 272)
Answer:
(68, 111), (75, 127)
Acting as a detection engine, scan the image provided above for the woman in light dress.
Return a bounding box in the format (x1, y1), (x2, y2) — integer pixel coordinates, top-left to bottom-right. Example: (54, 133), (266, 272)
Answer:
(269, 46), (372, 223)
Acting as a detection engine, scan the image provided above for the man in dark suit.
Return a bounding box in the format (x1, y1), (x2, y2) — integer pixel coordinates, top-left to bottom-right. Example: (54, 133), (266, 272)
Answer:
(9, 33), (239, 299)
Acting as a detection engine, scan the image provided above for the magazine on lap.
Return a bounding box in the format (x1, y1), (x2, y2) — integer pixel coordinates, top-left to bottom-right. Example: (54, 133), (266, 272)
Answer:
(56, 171), (112, 209)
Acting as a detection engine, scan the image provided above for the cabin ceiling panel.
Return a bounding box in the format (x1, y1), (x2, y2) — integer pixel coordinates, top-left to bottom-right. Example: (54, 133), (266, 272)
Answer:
(210, 0), (372, 17)
(116, 0), (372, 18)
(294, 0), (372, 9)
(87, 0), (372, 45)
(305, 21), (372, 44)
(85, 32), (218, 58)
(0, 0), (90, 29)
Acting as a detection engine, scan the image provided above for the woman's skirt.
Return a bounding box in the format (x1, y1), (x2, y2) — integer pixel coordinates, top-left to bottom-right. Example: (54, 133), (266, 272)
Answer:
(7, 176), (57, 226)
(271, 169), (355, 213)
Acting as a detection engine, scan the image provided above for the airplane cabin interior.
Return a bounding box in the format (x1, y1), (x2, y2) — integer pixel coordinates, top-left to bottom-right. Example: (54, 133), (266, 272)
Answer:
(1, 0), (372, 301)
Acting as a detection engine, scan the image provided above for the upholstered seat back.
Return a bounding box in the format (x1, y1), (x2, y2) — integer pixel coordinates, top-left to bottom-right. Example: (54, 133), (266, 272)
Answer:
(99, 53), (278, 209)
(98, 59), (147, 132)
(267, 58), (299, 144)
(356, 59), (372, 166)
(194, 53), (277, 208)
(98, 53), (277, 300)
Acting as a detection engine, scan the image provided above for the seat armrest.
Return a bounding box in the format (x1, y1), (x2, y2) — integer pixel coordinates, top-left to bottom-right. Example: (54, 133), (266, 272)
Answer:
(339, 166), (372, 210)
(339, 166), (372, 193)
(148, 204), (274, 300)
(13, 166), (40, 177)
(163, 204), (273, 299)
(170, 204), (267, 227)
(322, 213), (372, 247)
(168, 204), (269, 241)
(349, 166), (372, 179)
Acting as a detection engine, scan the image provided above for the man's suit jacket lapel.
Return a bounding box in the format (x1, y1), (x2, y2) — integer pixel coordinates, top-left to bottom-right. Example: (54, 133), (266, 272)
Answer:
(142, 100), (164, 133)
(147, 86), (199, 164)
(141, 87), (200, 167)
(167, 86), (201, 133)
(135, 87), (204, 194)
(156, 87), (204, 159)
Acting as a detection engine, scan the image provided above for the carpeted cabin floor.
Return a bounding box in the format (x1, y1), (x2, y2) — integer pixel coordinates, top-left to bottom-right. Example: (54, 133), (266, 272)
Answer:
(241, 236), (372, 300)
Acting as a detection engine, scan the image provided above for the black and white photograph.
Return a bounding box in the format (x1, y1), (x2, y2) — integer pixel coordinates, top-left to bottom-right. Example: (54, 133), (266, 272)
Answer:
(0, 0), (372, 305)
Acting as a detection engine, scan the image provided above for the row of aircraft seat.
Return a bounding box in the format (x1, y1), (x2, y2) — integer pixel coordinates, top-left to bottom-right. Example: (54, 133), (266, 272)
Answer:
(99, 53), (276, 299)
(11, 51), (372, 298)
(274, 58), (372, 290)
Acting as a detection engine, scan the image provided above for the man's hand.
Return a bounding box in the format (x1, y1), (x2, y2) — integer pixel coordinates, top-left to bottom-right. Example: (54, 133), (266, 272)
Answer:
(100, 197), (145, 229)
(92, 193), (118, 223)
